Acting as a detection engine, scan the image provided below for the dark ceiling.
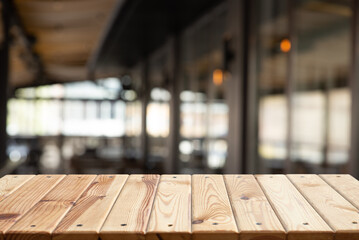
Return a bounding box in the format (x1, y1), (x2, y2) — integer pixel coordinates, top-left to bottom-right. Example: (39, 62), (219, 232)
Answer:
(92, 0), (223, 76)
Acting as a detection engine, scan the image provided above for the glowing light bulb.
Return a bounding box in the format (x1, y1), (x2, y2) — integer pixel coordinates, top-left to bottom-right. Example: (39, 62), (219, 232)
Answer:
(213, 69), (224, 86)
(280, 38), (291, 53)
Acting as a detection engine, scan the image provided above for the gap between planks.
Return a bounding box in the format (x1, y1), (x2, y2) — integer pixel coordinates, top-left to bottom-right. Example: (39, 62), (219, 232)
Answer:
(191, 175), (238, 240)
(287, 174), (359, 240)
(146, 175), (192, 240)
(224, 175), (286, 240)
(6, 175), (97, 240)
(53, 175), (129, 240)
(255, 174), (334, 240)
(100, 174), (160, 240)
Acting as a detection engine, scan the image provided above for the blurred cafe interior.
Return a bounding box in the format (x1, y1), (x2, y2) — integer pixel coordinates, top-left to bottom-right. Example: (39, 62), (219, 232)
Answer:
(0, 0), (358, 176)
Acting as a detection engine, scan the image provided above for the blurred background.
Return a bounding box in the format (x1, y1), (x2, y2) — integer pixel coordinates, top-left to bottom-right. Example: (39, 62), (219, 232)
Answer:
(0, 0), (358, 176)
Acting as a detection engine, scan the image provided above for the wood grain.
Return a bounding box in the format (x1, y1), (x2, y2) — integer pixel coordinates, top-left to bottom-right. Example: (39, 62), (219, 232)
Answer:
(320, 174), (359, 209)
(147, 175), (191, 240)
(53, 175), (128, 240)
(6, 175), (96, 240)
(1, 174), (358, 240)
(0, 175), (65, 240)
(192, 175), (238, 240)
(256, 174), (333, 240)
(288, 174), (359, 240)
(224, 175), (285, 240)
(100, 174), (160, 240)
(0, 175), (34, 202)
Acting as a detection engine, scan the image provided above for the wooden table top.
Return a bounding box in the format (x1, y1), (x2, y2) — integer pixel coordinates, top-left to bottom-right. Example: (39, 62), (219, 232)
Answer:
(0, 174), (358, 240)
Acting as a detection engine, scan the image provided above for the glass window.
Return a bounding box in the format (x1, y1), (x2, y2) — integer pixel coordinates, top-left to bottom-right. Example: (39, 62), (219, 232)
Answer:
(254, 0), (352, 173)
(179, 4), (228, 173)
(291, 0), (352, 172)
(8, 80), (135, 138)
(255, 0), (289, 173)
(146, 44), (172, 172)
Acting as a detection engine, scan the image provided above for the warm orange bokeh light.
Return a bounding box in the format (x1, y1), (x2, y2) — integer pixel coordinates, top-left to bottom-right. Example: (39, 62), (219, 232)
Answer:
(280, 38), (291, 53)
(213, 69), (224, 86)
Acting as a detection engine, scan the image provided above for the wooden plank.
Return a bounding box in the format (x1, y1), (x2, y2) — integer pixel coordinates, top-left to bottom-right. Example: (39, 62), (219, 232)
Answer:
(288, 174), (359, 240)
(256, 174), (333, 240)
(146, 175), (191, 240)
(6, 174), (96, 240)
(224, 175), (285, 240)
(53, 175), (128, 240)
(0, 175), (34, 202)
(100, 174), (160, 240)
(0, 175), (65, 240)
(320, 174), (359, 209)
(192, 175), (238, 240)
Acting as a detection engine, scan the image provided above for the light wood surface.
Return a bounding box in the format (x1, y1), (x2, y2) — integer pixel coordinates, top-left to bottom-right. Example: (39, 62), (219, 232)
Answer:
(224, 175), (285, 240)
(6, 175), (96, 240)
(192, 175), (238, 240)
(288, 174), (359, 240)
(147, 175), (191, 240)
(1, 174), (359, 240)
(320, 174), (359, 209)
(100, 174), (160, 240)
(0, 175), (65, 240)
(53, 175), (128, 240)
(0, 175), (34, 202)
(256, 175), (333, 240)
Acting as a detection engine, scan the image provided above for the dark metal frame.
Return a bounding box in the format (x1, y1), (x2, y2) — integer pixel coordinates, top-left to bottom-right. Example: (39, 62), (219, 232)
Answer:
(240, 0), (252, 173)
(244, 0), (260, 174)
(349, 0), (359, 177)
(285, 0), (295, 173)
(168, 36), (180, 173)
(0, 0), (10, 168)
(140, 59), (149, 171)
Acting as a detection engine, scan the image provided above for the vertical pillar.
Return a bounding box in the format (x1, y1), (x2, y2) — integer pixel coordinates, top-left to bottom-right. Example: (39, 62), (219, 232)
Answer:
(0, 0), (10, 168)
(285, 0), (295, 173)
(140, 59), (149, 171)
(167, 36), (180, 173)
(224, 0), (245, 173)
(349, 0), (359, 177)
(241, 0), (258, 173)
